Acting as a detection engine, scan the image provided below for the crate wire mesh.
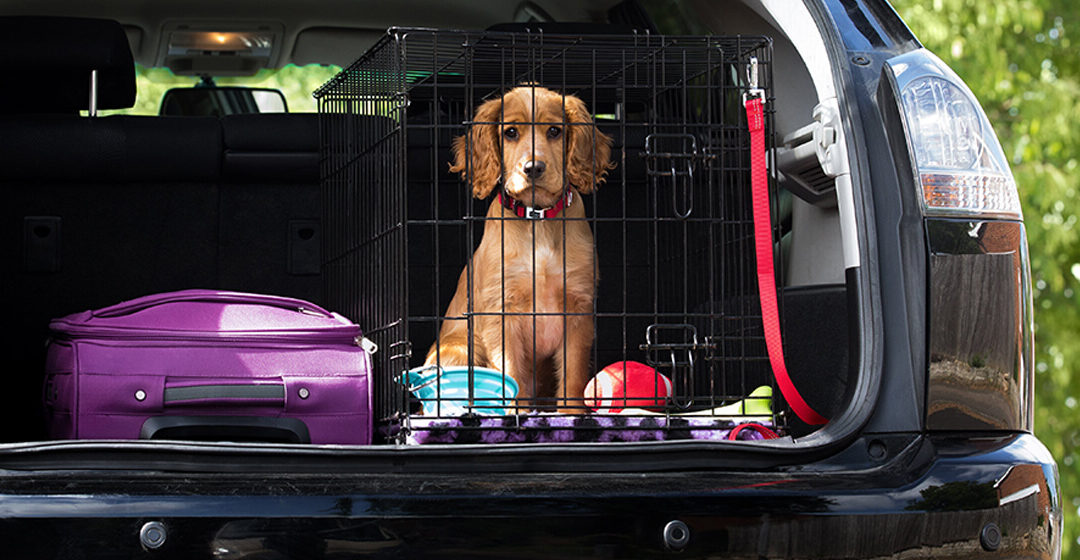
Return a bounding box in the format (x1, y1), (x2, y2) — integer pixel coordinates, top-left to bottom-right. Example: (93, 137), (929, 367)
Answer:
(316, 29), (781, 443)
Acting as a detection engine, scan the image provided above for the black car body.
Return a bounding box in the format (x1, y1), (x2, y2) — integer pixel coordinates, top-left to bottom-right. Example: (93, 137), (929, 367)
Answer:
(0, 0), (1062, 558)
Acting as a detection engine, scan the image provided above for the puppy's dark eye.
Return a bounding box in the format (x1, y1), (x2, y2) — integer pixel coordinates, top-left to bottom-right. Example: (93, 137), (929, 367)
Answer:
(503, 127), (518, 140)
(547, 126), (562, 139)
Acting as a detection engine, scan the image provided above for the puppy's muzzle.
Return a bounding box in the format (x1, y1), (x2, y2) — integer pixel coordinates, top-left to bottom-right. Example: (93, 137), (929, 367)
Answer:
(523, 160), (546, 179)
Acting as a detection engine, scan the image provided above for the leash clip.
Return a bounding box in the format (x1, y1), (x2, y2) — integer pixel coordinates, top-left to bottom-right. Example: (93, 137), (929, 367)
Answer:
(743, 56), (765, 104)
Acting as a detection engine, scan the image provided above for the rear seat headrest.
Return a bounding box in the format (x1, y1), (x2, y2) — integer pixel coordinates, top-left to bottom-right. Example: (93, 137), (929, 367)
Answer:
(0, 16), (136, 114)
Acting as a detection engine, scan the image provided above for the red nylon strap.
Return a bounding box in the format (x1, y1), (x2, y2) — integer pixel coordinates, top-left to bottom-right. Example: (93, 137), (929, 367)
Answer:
(745, 97), (828, 426)
(727, 422), (780, 441)
(498, 187), (573, 219)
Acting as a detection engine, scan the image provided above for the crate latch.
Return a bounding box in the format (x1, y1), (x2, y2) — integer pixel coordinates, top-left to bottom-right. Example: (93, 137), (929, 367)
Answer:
(644, 133), (698, 219)
(641, 323), (712, 409)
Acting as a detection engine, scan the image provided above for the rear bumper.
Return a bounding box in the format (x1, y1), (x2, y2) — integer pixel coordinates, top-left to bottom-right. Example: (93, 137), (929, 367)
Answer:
(0, 434), (1061, 558)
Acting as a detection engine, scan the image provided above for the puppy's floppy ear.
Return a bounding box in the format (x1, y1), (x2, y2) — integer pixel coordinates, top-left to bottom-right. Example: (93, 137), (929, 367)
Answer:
(450, 96), (503, 199)
(564, 94), (614, 194)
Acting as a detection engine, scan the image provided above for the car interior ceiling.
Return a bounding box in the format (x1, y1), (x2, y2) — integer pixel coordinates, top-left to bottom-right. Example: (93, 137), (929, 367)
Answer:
(0, 1), (854, 445)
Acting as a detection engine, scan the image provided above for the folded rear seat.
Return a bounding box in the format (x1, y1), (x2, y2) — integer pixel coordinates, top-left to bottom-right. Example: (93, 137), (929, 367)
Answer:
(0, 17), (224, 441)
(1, 20), (221, 288)
(219, 113), (322, 299)
(222, 113), (320, 183)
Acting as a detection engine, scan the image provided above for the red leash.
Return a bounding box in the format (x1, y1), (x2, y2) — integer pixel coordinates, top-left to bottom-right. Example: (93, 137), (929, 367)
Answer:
(745, 95), (828, 426)
(728, 422), (780, 440)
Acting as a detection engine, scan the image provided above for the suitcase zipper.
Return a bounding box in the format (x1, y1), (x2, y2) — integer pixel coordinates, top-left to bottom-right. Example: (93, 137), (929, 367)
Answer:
(49, 327), (364, 346)
(356, 336), (379, 353)
(92, 290), (338, 320)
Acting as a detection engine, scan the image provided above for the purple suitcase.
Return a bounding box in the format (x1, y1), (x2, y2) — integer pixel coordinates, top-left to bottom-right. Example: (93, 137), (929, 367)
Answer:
(43, 290), (373, 444)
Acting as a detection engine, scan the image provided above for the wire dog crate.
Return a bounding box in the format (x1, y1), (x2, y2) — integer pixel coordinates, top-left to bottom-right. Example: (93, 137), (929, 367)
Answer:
(316, 28), (782, 444)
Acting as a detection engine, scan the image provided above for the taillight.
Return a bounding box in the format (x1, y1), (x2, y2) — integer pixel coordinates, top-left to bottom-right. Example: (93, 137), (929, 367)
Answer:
(889, 50), (1022, 220)
(889, 50), (1034, 433)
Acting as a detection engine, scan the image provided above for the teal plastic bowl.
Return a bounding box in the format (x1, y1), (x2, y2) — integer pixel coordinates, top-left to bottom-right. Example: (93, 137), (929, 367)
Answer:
(403, 366), (519, 416)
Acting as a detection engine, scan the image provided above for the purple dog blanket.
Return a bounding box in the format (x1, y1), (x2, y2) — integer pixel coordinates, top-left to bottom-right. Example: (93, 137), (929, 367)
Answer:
(404, 414), (776, 445)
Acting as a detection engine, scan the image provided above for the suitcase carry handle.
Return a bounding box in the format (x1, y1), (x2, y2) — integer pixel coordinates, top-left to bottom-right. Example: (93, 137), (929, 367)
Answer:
(163, 382), (287, 408)
(93, 290), (337, 320)
(140, 416), (311, 443)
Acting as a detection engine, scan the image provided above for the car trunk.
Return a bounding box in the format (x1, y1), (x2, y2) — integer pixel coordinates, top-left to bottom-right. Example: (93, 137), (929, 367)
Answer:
(0, 0), (864, 470)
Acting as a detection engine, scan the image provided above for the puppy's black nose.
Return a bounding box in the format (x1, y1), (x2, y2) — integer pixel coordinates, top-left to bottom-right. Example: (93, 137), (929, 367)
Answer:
(523, 160), (546, 178)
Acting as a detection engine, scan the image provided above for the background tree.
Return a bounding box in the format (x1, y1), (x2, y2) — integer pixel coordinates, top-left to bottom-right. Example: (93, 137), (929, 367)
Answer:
(892, 0), (1079, 556)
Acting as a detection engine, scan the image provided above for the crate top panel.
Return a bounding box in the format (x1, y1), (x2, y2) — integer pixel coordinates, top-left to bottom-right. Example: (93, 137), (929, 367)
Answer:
(315, 28), (772, 100)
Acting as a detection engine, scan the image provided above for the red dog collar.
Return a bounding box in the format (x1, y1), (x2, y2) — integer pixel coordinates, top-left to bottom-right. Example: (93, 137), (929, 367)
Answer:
(498, 186), (573, 220)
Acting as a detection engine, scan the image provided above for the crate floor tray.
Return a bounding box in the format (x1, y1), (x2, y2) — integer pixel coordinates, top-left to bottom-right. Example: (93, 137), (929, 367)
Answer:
(404, 415), (776, 445)
(403, 385), (774, 444)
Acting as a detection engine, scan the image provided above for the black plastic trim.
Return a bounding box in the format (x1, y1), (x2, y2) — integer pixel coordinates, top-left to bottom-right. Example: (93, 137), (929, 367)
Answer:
(789, 0), (882, 449)
(140, 416), (311, 444)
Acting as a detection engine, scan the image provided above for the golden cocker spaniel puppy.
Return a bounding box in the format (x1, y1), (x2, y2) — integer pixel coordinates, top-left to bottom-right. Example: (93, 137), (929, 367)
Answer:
(425, 85), (614, 410)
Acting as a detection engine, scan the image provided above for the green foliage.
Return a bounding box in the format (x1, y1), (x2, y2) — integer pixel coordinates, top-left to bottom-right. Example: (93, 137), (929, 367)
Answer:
(892, 0), (1079, 555)
(98, 64), (341, 116)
